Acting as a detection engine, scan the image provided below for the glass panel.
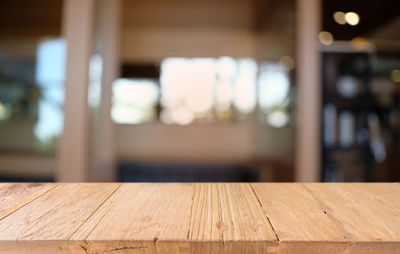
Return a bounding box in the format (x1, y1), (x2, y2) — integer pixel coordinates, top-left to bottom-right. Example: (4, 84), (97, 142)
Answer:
(112, 78), (159, 124)
(112, 57), (262, 125)
(258, 62), (291, 127)
(34, 39), (65, 151)
(0, 0), (64, 154)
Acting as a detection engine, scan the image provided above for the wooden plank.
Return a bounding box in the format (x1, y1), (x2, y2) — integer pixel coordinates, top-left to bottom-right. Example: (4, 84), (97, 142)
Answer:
(73, 183), (277, 253)
(189, 183), (277, 241)
(302, 183), (400, 253)
(252, 183), (400, 254)
(351, 183), (400, 212)
(252, 183), (350, 254)
(0, 183), (57, 221)
(0, 183), (119, 242)
(73, 183), (194, 253)
(0, 183), (400, 253)
(187, 183), (276, 252)
(304, 183), (400, 242)
(251, 183), (348, 242)
(0, 241), (86, 254)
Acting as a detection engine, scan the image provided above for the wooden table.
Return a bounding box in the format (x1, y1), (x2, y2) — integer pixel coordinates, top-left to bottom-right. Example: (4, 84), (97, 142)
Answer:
(0, 183), (399, 253)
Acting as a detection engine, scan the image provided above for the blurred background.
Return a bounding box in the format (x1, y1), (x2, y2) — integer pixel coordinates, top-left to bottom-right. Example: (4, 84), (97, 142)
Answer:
(0, 0), (399, 182)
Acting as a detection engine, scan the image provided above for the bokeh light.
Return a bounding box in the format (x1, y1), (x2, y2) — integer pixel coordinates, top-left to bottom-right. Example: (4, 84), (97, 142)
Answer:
(279, 56), (295, 71)
(0, 102), (5, 120)
(392, 69), (400, 83)
(345, 12), (360, 26)
(333, 11), (346, 25)
(319, 31), (334, 45)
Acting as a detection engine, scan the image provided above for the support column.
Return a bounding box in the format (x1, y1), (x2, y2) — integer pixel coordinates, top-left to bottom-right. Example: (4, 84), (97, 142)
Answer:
(57, 0), (95, 181)
(295, 0), (321, 181)
(90, 0), (121, 181)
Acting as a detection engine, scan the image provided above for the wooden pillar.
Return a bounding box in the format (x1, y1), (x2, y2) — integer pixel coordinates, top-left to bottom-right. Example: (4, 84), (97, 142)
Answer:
(57, 0), (95, 181)
(89, 0), (121, 181)
(295, 0), (321, 181)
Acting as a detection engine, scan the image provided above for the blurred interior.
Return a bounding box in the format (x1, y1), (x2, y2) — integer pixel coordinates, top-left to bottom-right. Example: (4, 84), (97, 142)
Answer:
(0, 0), (399, 182)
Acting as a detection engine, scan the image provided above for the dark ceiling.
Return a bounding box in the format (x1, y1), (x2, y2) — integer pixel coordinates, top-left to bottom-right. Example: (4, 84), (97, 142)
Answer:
(0, 0), (398, 41)
(0, 0), (63, 37)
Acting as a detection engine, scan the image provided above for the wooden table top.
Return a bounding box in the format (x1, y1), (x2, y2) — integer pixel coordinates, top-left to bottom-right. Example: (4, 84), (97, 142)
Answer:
(0, 183), (399, 254)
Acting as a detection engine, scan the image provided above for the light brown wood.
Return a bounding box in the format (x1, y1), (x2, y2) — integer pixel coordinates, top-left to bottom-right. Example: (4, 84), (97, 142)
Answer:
(304, 184), (400, 241)
(351, 183), (400, 212)
(0, 183), (399, 253)
(251, 183), (348, 241)
(187, 183), (276, 252)
(0, 183), (120, 254)
(72, 183), (194, 253)
(0, 183), (57, 221)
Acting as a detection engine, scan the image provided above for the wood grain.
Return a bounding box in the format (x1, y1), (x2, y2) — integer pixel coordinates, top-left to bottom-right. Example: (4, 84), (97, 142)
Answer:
(301, 183), (400, 253)
(351, 183), (400, 212)
(0, 183), (57, 221)
(187, 183), (276, 253)
(73, 183), (194, 253)
(251, 183), (351, 254)
(0, 183), (399, 253)
(0, 183), (119, 240)
(304, 183), (400, 241)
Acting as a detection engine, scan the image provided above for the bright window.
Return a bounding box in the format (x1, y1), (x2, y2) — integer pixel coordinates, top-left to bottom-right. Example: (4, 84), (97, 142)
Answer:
(112, 79), (159, 124)
(34, 38), (66, 146)
(258, 62), (291, 127)
(111, 57), (292, 127)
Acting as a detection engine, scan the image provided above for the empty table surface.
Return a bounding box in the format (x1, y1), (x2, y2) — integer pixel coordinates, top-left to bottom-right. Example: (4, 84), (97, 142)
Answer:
(0, 183), (399, 253)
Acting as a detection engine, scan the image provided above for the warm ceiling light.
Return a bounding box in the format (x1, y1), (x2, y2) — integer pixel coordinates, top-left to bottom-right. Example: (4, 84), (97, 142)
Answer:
(345, 12), (360, 26)
(318, 31), (334, 46)
(350, 37), (369, 50)
(333, 12), (346, 25)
